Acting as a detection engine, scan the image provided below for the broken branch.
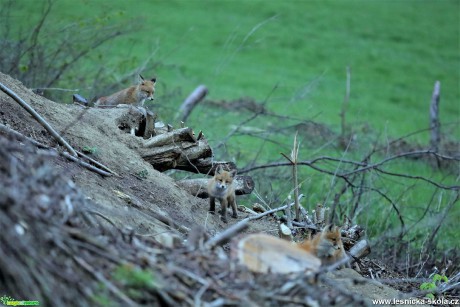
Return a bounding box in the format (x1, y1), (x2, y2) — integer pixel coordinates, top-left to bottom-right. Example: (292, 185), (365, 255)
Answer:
(0, 81), (78, 157)
(179, 85), (208, 123)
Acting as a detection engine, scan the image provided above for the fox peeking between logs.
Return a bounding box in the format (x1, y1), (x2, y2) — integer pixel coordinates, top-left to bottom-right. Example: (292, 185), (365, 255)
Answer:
(208, 166), (238, 223)
(298, 224), (346, 266)
(95, 75), (156, 107)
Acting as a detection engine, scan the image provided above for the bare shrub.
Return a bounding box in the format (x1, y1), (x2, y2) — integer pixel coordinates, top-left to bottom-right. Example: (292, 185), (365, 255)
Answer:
(0, 0), (143, 103)
(205, 95), (460, 277)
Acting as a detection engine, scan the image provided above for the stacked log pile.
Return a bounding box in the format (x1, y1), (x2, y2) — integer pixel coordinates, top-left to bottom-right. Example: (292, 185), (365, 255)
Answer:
(139, 127), (212, 172)
(113, 107), (255, 196)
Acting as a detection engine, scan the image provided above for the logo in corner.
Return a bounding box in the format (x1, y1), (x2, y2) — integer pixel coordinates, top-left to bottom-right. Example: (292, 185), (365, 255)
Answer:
(0, 296), (13, 305)
(0, 296), (39, 306)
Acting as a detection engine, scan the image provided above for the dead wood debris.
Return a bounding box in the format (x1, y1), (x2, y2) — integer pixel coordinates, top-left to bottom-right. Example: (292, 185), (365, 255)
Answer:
(0, 81), (78, 157)
(0, 134), (369, 306)
(0, 123), (118, 177)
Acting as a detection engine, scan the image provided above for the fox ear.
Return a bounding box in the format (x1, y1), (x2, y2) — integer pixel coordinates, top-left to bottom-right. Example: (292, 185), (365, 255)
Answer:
(151, 77), (156, 83)
(139, 74), (145, 82)
(329, 225), (341, 234)
(215, 165), (223, 174)
(229, 169), (237, 178)
(323, 224), (333, 232)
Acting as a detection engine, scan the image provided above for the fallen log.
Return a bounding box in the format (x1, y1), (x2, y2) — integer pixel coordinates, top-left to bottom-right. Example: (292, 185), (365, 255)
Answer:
(177, 175), (254, 198)
(176, 139), (212, 165)
(144, 127), (195, 147)
(139, 139), (212, 172)
(174, 158), (237, 175)
(348, 239), (371, 261)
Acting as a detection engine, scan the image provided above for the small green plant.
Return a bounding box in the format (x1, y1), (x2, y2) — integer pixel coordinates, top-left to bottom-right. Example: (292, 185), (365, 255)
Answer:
(82, 146), (98, 154)
(91, 295), (111, 307)
(137, 169), (148, 179)
(112, 263), (156, 289)
(420, 273), (449, 299)
(91, 284), (112, 307)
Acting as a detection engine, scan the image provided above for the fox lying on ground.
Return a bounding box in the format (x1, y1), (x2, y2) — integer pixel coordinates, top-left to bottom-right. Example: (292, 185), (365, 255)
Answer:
(95, 75), (156, 107)
(298, 224), (346, 266)
(236, 233), (321, 274)
(208, 166), (238, 223)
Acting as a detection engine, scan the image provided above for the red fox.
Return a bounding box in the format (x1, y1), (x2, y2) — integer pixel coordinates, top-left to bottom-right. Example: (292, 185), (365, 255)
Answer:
(208, 166), (238, 223)
(298, 224), (346, 266)
(235, 233), (321, 274)
(95, 75), (156, 107)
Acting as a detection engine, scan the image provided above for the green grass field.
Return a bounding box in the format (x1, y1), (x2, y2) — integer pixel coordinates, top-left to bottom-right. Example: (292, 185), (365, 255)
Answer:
(5, 0), (460, 265)
(15, 0), (459, 138)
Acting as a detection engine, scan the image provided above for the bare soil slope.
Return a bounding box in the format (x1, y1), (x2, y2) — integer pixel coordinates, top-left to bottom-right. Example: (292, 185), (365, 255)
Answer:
(0, 71), (276, 238)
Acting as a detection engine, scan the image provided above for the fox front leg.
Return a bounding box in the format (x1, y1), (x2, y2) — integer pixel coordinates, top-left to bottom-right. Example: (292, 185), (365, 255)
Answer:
(220, 198), (228, 223)
(229, 195), (238, 219)
(209, 197), (216, 214)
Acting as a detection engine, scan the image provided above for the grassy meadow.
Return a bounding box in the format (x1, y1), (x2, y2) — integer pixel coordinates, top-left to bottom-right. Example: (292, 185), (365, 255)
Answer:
(5, 0), (460, 267)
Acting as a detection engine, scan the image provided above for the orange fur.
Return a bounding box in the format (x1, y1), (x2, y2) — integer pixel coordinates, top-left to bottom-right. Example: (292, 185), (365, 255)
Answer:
(298, 225), (345, 266)
(95, 75), (156, 107)
(208, 166), (237, 223)
(236, 233), (321, 274)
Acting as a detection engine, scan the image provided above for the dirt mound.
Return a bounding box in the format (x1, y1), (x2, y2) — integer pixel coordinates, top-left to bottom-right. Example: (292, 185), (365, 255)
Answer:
(0, 71), (429, 306)
(0, 71), (273, 237)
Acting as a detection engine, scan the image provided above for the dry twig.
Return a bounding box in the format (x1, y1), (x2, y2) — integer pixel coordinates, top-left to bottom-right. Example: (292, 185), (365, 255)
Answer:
(0, 81), (78, 156)
(0, 123), (116, 177)
(204, 194), (309, 249)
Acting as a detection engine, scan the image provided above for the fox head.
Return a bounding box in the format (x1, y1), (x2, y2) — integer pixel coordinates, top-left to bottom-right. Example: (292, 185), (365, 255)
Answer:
(212, 166), (237, 195)
(320, 224), (342, 251)
(138, 74), (156, 101)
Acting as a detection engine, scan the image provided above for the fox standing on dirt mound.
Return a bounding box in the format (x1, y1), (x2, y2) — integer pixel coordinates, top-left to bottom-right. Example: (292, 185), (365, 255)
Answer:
(95, 74), (156, 107)
(208, 166), (238, 223)
(299, 224), (346, 266)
